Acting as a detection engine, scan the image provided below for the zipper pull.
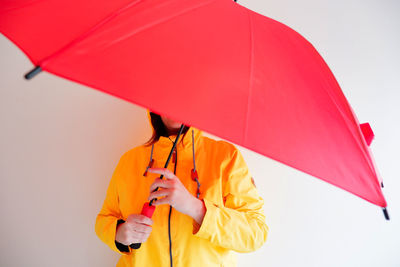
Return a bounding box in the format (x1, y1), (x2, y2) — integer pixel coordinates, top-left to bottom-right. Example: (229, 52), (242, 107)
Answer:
(191, 168), (201, 198)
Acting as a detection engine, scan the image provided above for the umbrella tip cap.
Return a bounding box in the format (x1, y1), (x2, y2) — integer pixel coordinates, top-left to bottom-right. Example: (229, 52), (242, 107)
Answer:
(24, 66), (42, 80)
(382, 207), (390, 220)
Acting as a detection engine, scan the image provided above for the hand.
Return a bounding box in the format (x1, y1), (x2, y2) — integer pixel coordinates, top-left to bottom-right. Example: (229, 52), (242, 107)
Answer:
(148, 168), (206, 225)
(115, 214), (153, 246)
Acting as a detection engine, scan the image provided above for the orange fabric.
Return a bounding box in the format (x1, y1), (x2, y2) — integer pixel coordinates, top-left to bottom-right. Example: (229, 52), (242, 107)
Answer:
(95, 111), (268, 266)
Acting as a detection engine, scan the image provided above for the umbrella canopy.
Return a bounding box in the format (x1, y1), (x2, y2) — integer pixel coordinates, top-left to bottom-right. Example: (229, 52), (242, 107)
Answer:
(0, 0), (387, 212)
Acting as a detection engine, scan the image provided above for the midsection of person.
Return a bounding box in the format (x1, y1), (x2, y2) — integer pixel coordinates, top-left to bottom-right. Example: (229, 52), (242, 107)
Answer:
(116, 137), (236, 267)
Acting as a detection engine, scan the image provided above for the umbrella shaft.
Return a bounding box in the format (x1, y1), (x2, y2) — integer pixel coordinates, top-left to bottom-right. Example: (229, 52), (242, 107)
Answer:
(149, 124), (185, 206)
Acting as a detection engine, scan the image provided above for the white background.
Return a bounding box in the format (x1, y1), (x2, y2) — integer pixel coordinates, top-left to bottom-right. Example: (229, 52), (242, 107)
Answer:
(1, 0), (399, 266)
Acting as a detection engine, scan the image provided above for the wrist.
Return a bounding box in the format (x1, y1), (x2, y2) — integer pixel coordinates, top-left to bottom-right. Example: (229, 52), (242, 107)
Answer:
(190, 198), (206, 225)
(115, 219), (130, 251)
(116, 219), (125, 234)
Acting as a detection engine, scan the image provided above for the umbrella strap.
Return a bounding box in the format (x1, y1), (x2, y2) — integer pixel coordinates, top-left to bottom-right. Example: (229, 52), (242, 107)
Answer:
(191, 129), (201, 198)
(143, 144), (154, 177)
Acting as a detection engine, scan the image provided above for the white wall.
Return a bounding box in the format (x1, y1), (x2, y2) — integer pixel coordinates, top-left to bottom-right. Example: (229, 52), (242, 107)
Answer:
(1, 0), (399, 266)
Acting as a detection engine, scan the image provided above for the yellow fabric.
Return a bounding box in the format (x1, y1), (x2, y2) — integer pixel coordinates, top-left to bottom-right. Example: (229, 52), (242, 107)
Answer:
(95, 110), (268, 267)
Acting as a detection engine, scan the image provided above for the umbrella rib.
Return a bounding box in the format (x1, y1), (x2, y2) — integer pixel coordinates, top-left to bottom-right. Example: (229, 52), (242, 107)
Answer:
(38, 0), (143, 66)
(0, 0), (41, 13)
(311, 48), (381, 187)
(243, 10), (254, 145)
(96, 0), (218, 51)
(38, 0), (218, 66)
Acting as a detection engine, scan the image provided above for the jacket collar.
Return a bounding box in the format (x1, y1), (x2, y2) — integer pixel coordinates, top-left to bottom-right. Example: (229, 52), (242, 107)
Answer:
(146, 109), (203, 151)
(157, 126), (203, 150)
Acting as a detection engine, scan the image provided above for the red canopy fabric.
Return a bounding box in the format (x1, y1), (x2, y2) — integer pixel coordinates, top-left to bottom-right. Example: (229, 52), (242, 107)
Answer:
(0, 0), (386, 207)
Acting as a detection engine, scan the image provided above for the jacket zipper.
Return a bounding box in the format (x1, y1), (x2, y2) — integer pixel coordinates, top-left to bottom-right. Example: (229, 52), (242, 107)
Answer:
(168, 206), (173, 267)
(169, 146), (177, 267)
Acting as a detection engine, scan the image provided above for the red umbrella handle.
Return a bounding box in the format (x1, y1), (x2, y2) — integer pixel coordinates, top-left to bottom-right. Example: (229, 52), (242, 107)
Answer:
(129, 202), (155, 249)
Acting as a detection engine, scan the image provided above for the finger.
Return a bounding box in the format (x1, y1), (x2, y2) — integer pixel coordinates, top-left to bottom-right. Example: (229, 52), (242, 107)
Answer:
(148, 168), (176, 179)
(152, 196), (171, 206)
(131, 231), (150, 243)
(130, 223), (152, 234)
(134, 233), (150, 243)
(150, 178), (173, 192)
(129, 214), (153, 225)
(148, 189), (172, 200)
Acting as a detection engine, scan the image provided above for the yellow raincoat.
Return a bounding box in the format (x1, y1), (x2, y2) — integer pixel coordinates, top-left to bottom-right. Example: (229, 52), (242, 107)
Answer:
(95, 111), (268, 266)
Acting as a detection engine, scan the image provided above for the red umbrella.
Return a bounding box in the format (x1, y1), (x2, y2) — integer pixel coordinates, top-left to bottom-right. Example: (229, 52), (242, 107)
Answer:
(0, 0), (388, 218)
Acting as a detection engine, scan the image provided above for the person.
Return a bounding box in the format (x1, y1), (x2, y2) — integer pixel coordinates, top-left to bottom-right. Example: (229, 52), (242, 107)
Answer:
(95, 110), (268, 267)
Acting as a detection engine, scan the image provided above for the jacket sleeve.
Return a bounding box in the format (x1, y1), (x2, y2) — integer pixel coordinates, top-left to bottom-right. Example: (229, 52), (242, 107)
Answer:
(95, 153), (132, 255)
(193, 147), (269, 253)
